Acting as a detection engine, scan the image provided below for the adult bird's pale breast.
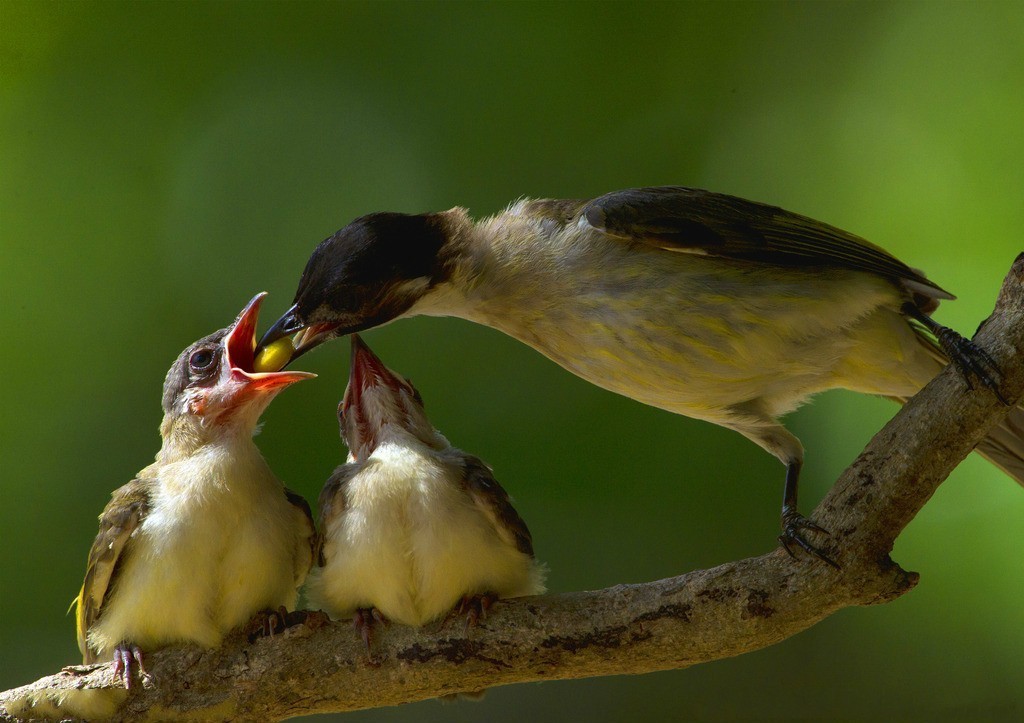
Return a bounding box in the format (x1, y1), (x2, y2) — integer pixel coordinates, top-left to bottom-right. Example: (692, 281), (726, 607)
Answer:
(413, 207), (941, 424)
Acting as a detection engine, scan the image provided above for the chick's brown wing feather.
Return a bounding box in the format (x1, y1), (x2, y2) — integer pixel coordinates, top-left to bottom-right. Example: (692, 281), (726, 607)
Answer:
(458, 455), (535, 558)
(76, 478), (152, 663)
(284, 487), (316, 585)
(314, 464), (361, 567)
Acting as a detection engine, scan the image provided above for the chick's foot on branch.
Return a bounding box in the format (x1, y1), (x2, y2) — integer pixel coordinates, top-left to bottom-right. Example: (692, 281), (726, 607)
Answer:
(245, 606), (291, 642)
(353, 607), (388, 662)
(112, 642), (148, 690)
(454, 593), (499, 631)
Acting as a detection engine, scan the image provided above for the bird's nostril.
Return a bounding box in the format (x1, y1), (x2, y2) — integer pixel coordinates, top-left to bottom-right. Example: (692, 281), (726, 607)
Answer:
(283, 314), (303, 333)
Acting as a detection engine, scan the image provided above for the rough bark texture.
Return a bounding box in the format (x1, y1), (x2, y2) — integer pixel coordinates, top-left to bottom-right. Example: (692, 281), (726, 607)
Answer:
(4, 255), (1024, 722)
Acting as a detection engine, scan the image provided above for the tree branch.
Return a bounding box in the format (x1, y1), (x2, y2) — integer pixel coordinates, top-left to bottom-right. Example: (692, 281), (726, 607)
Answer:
(5, 255), (1024, 723)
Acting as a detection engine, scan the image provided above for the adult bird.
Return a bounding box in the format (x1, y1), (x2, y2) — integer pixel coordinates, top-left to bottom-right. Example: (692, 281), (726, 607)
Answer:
(258, 186), (1016, 565)
(306, 335), (546, 650)
(76, 293), (316, 688)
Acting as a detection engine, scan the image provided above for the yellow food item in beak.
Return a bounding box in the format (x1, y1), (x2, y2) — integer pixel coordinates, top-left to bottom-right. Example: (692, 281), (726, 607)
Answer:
(253, 337), (295, 373)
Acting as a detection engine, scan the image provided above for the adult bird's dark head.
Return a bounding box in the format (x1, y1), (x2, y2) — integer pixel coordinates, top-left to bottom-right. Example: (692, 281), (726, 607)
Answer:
(258, 212), (453, 361)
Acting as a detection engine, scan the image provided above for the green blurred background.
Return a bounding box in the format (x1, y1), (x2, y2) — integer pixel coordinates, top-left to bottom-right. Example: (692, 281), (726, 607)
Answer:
(2, 2), (1023, 721)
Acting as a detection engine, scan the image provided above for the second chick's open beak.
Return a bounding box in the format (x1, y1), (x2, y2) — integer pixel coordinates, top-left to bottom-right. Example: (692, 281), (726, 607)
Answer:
(338, 334), (419, 463)
(342, 334), (404, 411)
(227, 293), (316, 394)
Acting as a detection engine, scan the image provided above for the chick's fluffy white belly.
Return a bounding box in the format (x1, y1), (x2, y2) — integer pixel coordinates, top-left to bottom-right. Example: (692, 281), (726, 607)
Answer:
(88, 444), (305, 656)
(307, 441), (540, 626)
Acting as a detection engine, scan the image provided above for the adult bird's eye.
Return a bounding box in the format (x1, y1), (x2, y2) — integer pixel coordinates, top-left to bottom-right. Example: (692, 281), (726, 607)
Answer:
(189, 348), (216, 373)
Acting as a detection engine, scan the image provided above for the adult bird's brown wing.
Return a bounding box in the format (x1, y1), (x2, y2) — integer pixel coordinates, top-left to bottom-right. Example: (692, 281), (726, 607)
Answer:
(583, 186), (952, 301)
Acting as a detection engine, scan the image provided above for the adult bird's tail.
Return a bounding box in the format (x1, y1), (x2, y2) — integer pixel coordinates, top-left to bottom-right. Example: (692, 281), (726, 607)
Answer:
(974, 409), (1024, 485)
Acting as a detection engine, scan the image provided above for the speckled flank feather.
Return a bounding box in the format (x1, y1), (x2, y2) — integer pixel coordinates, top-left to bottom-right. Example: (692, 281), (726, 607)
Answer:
(76, 480), (151, 663)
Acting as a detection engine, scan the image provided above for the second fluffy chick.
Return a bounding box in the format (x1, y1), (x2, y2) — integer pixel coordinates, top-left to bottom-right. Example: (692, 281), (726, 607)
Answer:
(306, 335), (545, 635)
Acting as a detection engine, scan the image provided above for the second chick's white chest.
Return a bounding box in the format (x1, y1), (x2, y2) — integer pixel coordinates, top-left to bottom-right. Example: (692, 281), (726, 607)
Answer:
(308, 434), (543, 627)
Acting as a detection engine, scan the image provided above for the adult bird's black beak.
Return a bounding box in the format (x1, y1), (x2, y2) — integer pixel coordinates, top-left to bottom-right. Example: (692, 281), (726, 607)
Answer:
(258, 304), (304, 349)
(257, 304), (342, 364)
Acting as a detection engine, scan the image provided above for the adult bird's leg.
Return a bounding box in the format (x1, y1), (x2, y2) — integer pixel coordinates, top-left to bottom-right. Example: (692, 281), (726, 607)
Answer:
(902, 302), (1006, 403)
(779, 459), (839, 569)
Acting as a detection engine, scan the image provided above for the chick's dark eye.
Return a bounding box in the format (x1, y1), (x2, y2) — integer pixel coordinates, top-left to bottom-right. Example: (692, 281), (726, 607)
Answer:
(189, 348), (216, 373)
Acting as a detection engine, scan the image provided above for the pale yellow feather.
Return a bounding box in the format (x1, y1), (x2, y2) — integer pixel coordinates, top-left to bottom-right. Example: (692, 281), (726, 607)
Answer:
(80, 432), (312, 662)
(307, 438), (545, 627)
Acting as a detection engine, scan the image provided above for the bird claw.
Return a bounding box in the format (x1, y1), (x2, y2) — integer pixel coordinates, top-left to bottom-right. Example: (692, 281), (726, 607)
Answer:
(779, 512), (840, 569)
(454, 593), (498, 631)
(112, 643), (149, 690)
(291, 609), (331, 631)
(353, 607), (388, 663)
(245, 606), (291, 642)
(938, 328), (1008, 404)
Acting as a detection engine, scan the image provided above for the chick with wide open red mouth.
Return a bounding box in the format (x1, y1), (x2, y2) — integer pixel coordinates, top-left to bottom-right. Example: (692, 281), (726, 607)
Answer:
(190, 293), (316, 422)
(228, 293), (316, 388)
